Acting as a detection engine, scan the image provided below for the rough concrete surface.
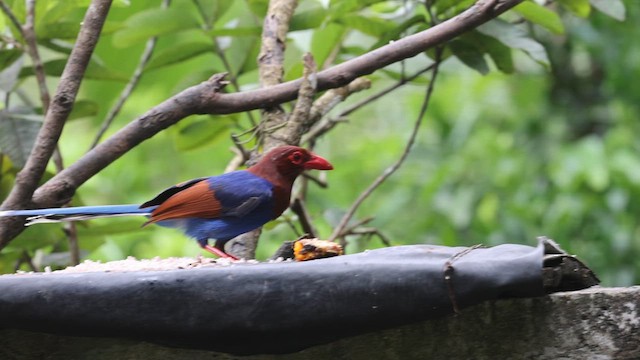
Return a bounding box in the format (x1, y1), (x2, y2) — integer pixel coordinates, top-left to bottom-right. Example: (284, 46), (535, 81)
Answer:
(1, 286), (638, 359)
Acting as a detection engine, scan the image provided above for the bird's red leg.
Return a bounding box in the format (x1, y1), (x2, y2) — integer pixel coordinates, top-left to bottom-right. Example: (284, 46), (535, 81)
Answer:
(202, 244), (239, 260)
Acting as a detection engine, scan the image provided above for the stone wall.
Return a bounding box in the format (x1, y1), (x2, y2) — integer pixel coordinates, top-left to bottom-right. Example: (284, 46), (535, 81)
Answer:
(1, 286), (638, 359)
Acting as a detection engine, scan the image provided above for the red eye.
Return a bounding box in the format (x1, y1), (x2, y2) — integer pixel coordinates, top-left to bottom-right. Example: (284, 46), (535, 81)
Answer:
(289, 151), (304, 165)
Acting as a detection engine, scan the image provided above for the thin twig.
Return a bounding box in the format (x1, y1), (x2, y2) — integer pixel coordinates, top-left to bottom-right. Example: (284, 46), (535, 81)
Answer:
(88, 0), (170, 150)
(23, 1), (65, 175)
(0, 34), (21, 49)
(339, 64), (435, 118)
(223, 146), (247, 173)
(329, 48), (444, 243)
(332, 215), (391, 247)
(213, 38), (257, 127)
(0, 1), (23, 37)
(303, 56), (435, 157)
(63, 224), (80, 265)
(193, 0), (257, 128)
(443, 244), (484, 314)
(290, 198), (317, 238)
(349, 227), (392, 247)
(14, 250), (37, 272)
(301, 172), (328, 188)
(283, 216), (302, 238)
(23, 0), (50, 113)
(337, 215), (375, 236)
(301, 77), (372, 144)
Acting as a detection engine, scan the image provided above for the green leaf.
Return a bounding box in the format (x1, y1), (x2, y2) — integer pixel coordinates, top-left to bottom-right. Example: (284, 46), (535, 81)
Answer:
(36, 21), (81, 40)
(434, 0), (475, 16)
(0, 49), (23, 73)
(449, 39), (490, 75)
(173, 116), (231, 151)
(478, 20), (550, 67)
(611, 150), (640, 185)
(449, 31), (514, 74)
(209, 27), (261, 37)
(68, 100), (99, 120)
(20, 59), (64, 79)
(0, 111), (41, 168)
(480, 33), (514, 73)
(145, 41), (213, 71)
(590, 0), (625, 21)
(311, 23), (346, 69)
(328, 0), (388, 14)
(557, 0), (591, 18)
(191, 0), (234, 26)
(290, 4), (327, 31)
(112, 8), (201, 47)
(0, 52), (23, 90)
(578, 136), (608, 191)
(514, 1), (565, 35)
(337, 14), (395, 37)
(477, 193), (499, 225)
(0, 6), (5, 32)
(85, 60), (129, 82)
(35, 99), (98, 121)
(38, 40), (74, 55)
(379, 69), (432, 84)
(246, 0), (268, 16)
(369, 1), (402, 14)
(20, 59), (128, 82)
(39, 1), (89, 25)
(371, 14), (426, 50)
(239, 37), (262, 74)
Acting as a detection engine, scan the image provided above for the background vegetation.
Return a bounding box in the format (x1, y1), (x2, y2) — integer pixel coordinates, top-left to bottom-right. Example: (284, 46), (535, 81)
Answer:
(0, 0), (637, 286)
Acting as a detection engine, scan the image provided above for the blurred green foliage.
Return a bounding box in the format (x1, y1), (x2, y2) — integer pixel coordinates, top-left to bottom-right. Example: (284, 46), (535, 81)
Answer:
(0, 0), (637, 286)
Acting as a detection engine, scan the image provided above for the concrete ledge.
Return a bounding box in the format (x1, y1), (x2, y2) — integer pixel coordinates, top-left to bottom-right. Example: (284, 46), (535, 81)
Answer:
(1, 286), (638, 359)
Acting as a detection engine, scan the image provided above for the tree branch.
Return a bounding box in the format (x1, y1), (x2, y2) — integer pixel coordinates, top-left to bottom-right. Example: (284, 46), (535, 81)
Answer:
(23, 0), (50, 113)
(0, 1), (23, 38)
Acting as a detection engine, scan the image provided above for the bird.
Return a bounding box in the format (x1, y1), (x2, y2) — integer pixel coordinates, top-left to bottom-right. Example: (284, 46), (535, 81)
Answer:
(0, 146), (333, 259)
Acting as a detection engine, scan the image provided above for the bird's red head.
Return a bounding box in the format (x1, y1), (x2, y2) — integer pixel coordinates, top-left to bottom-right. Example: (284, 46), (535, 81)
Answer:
(248, 146), (333, 183)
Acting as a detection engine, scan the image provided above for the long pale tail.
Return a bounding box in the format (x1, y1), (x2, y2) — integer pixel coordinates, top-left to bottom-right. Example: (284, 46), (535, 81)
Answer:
(0, 204), (155, 226)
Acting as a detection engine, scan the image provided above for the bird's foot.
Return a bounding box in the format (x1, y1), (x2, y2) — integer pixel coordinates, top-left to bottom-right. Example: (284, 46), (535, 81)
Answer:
(203, 244), (239, 260)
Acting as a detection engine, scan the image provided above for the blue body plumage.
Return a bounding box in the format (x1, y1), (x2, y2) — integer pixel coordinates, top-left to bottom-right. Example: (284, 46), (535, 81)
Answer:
(155, 171), (276, 246)
(0, 146), (333, 258)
